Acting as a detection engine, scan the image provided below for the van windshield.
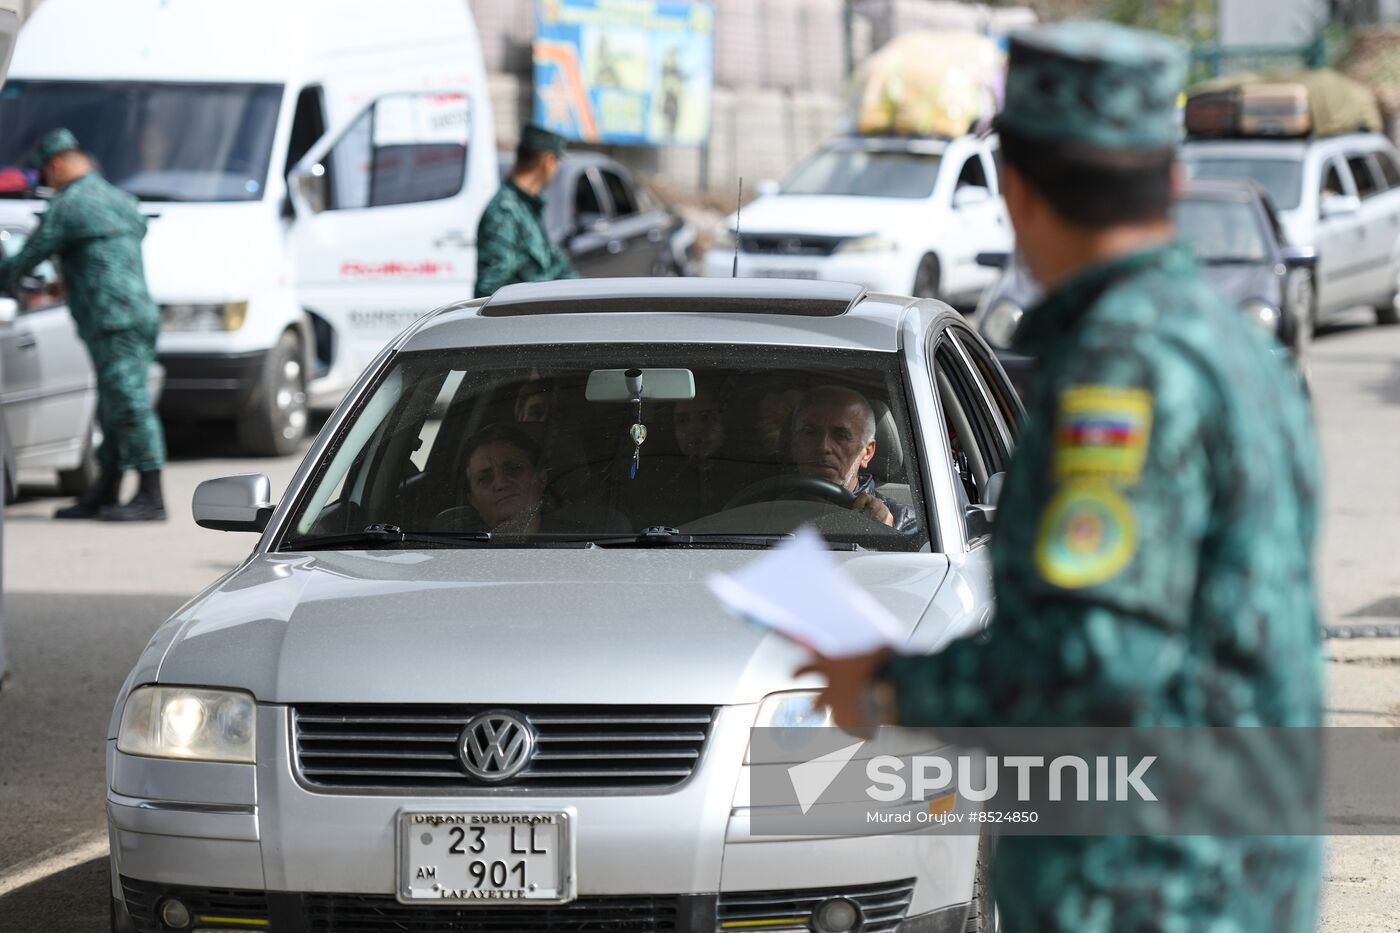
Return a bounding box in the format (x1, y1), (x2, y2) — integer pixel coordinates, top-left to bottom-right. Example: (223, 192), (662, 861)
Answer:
(0, 80), (282, 201)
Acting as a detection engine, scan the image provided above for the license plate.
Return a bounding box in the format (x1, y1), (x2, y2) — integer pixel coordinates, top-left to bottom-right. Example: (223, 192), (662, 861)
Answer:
(749, 268), (818, 279)
(397, 810), (574, 904)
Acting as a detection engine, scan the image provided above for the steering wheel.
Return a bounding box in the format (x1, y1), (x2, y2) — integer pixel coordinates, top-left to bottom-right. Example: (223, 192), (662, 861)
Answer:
(723, 475), (858, 511)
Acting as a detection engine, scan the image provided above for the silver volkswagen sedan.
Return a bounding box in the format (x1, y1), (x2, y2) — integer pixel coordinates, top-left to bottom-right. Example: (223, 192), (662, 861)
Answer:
(107, 279), (1020, 933)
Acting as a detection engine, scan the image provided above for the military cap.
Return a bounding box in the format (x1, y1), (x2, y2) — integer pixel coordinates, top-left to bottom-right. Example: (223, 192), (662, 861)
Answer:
(520, 124), (567, 156)
(997, 21), (1187, 150)
(31, 127), (81, 168)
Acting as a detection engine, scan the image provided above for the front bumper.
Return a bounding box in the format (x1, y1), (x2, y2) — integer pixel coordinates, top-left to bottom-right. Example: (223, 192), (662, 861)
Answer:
(156, 350), (268, 419)
(702, 250), (912, 295)
(108, 706), (976, 930)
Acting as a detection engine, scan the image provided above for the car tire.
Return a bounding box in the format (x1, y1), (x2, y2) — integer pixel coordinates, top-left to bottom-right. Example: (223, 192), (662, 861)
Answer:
(57, 419), (99, 497)
(913, 254), (941, 301)
(236, 330), (309, 457)
(963, 832), (999, 933)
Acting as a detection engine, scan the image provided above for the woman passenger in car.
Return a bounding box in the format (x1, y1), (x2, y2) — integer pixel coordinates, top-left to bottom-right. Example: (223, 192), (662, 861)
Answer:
(462, 423), (552, 533)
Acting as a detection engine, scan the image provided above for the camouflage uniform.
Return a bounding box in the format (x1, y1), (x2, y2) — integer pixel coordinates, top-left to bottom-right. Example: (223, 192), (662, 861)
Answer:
(474, 179), (578, 298)
(0, 152), (165, 473)
(875, 23), (1322, 932)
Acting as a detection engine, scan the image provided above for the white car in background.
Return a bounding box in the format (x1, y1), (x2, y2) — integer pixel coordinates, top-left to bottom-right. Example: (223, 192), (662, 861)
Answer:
(704, 134), (1011, 306)
(1183, 132), (1400, 326)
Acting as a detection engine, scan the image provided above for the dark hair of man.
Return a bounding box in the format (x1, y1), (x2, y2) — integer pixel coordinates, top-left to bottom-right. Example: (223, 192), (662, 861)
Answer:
(462, 422), (543, 470)
(998, 128), (1174, 228)
(514, 145), (549, 174)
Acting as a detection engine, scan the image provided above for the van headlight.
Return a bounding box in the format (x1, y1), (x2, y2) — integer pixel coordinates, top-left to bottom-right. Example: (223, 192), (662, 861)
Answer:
(980, 299), (1024, 349)
(117, 686), (256, 763)
(1241, 299), (1280, 336)
(835, 235), (898, 254)
(160, 302), (249, 332)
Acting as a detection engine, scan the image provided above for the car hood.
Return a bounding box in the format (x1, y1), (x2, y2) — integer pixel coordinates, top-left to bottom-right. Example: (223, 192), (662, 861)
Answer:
(1200, 262), (1277, 308)
(724, 194), (929, 239)
(157, 549), (952, 706)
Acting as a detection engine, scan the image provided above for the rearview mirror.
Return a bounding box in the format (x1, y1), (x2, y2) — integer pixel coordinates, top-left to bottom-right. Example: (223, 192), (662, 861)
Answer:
(1279, 244), (1318, 269)
(0, 297), (17, 326)
(586, 368), (696, 402)
(1320, 192), (1360, 219)
(194, 473), (275, 532)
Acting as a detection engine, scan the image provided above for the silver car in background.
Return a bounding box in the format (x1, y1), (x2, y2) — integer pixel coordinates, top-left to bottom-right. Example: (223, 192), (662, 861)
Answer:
(107, 279), (1019, 933)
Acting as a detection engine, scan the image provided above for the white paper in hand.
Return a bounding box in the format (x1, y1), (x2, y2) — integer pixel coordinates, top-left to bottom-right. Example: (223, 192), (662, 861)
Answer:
(705, 526), (904, 657)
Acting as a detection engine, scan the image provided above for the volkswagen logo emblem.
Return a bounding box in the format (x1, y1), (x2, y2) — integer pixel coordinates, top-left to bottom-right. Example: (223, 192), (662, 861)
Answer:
(460, 711), (535, 783)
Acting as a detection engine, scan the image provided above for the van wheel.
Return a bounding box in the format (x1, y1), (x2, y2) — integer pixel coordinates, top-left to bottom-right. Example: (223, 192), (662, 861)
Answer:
(964, 833), (999, 932)
(913, 255), (941, 300)
(57, 419), (99, 497)
(237, 331), (308, 457)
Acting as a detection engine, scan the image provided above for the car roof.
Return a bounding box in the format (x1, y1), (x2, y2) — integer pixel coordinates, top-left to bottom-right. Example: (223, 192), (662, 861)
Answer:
(1179, 177), (1262, 202)
(1183, 132), (1391, 159)
(401, 278), (938, 353)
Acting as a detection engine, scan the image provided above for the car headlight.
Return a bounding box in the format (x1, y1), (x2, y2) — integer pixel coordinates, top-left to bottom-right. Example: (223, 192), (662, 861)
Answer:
(1241, 299), (1280, 336)
(160, 301), (249, 333)
(980, 299), (1024, 349)
(709, 223), (735, 252)
(117, 686), (256, 763)
(835, 235), (898, 254)
(755, 690), (833, 729)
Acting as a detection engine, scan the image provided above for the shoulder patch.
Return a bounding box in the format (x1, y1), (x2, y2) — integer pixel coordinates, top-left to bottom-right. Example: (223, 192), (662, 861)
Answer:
(1053, 385), (1152, 483)
(1035, 484), (1136, 589)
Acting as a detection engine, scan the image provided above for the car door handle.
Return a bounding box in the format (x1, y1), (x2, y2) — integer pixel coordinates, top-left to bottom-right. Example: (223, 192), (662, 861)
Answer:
(434, 230), (474, 250)
(14, 332), (36, 351)
(607, 239), (624, 254)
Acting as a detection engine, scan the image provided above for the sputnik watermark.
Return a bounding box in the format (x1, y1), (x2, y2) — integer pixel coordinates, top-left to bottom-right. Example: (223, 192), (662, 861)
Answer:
(787, 744), (1157, 815)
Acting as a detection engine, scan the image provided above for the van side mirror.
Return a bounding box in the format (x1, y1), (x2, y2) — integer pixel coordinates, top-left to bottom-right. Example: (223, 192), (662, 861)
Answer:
(0, 297), (17, 326)
(1279, 245), (1318, 270)
(954, 185), (991, 209)
(1320, 192), (1360, 219)
(288, 164), (328, 216)
(194, 473), (275, 532)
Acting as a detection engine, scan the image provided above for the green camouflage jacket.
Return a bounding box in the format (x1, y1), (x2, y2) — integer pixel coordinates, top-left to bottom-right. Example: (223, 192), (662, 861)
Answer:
(0, 172), (159, 341)
(474, 180), (577, 298)
(881, 244), (1323, 931)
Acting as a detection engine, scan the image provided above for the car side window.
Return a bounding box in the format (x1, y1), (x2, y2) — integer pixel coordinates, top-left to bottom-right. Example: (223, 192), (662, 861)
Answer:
(933, 335), (1007, 513)
(600, 169), (638, 216)
(1346, 153), (1380, 199)
(575, 172), (603, 219)
(323, 92), (470, 210)
(0, 229), (64, 313)
(953, 330), (1020, 441)
(955, 154), (988, 191)
(1377, 150), (1400, 190)
(284, 85), (326, 177)
(1320, 158), (1348, 199)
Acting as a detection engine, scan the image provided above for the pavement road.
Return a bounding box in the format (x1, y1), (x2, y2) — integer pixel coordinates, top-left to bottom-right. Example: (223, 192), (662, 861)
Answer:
(2, 317), (1400, 931)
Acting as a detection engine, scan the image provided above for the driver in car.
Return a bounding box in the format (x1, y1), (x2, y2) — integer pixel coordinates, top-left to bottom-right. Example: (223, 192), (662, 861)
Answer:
(789, 386), (919, 534)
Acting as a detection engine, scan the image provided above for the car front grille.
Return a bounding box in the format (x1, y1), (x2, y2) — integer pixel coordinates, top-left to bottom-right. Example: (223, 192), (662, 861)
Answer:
(292, 704), (716, 793)
(739, 233), (845, 256)
(304, 893), (681, 932)
(716, 878), (917, 932)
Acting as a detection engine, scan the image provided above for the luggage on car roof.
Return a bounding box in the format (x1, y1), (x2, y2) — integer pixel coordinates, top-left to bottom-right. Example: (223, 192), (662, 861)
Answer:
(1184, 68), (1383, 139)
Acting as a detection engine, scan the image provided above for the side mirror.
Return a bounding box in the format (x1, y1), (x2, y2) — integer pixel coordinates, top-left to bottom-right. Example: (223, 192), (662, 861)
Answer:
(1320, 192), (1360, 219)
(984, 472), (1006, 510)
(194, 473), (275, 532)
(965, 503), (995, 540)
(976, 251), (1010, 270)
(953, 185), (992, 209)
(755, 178), (781, 198)
(0, 296), (17, 326)
(1279, 245), (1318, 270)
(288, 164), (328, 216)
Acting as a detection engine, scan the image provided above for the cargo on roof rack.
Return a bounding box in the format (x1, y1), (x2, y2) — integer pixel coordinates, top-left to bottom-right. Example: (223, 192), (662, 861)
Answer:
(1184, 68), (1383, 140)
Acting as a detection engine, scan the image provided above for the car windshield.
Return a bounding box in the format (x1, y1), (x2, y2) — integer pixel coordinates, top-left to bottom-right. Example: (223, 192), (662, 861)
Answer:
(1183, 156), (1304, 211)
(0, 80), (282, 201)
(1174, 197), (1269, 263)
(282, 345), (929, 552)
(782, 146), (941, 198)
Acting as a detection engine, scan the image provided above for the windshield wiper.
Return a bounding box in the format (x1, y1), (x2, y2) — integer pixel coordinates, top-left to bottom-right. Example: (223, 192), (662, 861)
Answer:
(570, 528), (798, 549)
(282, 524), (495, 551)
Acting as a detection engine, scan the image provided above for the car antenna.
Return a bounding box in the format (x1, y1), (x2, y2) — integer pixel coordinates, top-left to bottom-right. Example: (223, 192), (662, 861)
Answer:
(731, 178), (743, 278)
